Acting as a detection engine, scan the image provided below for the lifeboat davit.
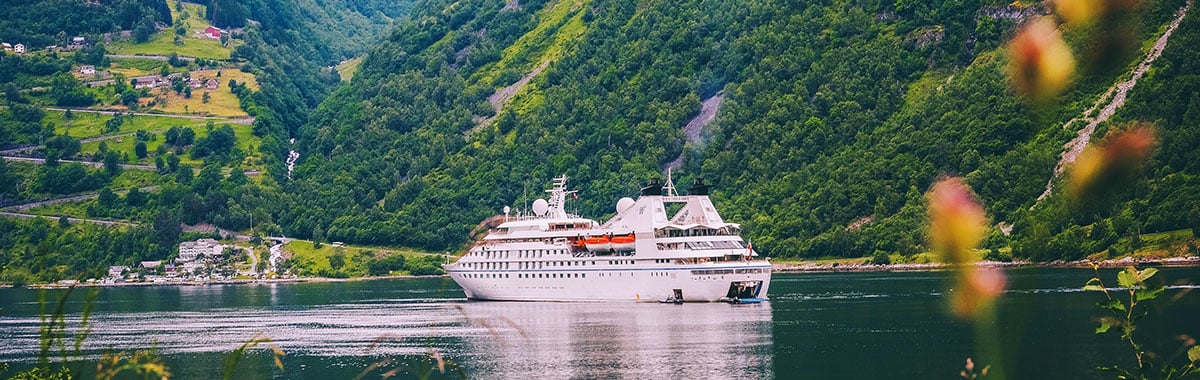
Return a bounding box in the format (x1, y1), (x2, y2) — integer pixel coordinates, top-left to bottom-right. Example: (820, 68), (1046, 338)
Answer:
(610, 233), (636, 251)
(585, 235), (612, 252)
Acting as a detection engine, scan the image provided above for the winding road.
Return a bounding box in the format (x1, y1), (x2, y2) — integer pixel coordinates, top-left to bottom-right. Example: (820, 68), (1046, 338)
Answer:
(1, 156), (157, 170)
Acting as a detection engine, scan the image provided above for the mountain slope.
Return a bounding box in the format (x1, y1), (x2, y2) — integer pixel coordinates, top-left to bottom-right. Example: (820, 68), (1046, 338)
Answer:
(291, 0), (1198, 259)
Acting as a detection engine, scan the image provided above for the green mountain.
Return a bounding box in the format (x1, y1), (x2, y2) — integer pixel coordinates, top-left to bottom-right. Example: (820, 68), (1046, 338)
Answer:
(288, 0), (1199, 259)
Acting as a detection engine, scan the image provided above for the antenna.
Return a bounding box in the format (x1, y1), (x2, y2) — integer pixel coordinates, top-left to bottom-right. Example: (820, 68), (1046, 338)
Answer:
(663, 168), (677, 197)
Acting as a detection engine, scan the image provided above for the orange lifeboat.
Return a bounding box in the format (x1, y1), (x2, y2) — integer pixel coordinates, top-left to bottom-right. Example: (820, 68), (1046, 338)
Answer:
(610, 233), (636, 251)
(585, 235), (612, 252)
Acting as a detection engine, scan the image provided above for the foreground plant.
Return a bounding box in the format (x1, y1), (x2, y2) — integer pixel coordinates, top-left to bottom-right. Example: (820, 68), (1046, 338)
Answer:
(1085, 265), (1200, 379)
(0, 286), (169, 380)
(927, 177), (1007, 379)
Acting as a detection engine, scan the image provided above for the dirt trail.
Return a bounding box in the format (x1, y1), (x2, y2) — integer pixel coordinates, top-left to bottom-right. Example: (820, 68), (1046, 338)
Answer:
(1036, 0), (1192, 203)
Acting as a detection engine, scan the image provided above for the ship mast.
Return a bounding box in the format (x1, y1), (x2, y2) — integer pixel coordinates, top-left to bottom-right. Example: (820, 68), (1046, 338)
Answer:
(544, 175), (576, 218)
(662, 168), (678, 197)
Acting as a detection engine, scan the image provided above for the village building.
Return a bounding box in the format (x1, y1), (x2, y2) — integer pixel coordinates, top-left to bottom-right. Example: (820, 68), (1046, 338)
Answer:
(141, 260), (162, 270)
(13, 43), (25, 54)
(79, 65), (96, 76)
(1, 43), (11, 52)
(133, 75), (170, 89)
(179, 238), (223, 263)
(68, 36), (87, 50)
(205, 78), (219, 89)
(108, 266), (128, 278)
(203, 26), (222, 39)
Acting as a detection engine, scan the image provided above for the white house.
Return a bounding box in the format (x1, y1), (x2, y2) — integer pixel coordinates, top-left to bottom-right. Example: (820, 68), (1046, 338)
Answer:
(141, 260), (162, 269)
(108, 266), (128, 278)
(1, 43), (11, 52)
(68, 36), (87, 50)
(179, 238), (223, 263)
(13, 43), (24, 54)
(79, 65), (96, 76)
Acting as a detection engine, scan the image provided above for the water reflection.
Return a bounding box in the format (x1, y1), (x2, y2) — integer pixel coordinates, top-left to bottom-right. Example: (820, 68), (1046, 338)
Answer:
(455, 301), (773, 378)
(0, 283), (772, 378)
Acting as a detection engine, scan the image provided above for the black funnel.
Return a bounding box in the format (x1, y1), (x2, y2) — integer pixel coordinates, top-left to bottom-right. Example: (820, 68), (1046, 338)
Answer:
(688, 178), (709, 195)
(641, 178), (663, 196)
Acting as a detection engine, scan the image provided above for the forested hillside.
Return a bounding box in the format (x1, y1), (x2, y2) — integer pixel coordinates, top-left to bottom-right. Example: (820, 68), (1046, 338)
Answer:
(0, 0), (412, 283)
(0, 0), (171, 48)
(288, 0), (1199, 259)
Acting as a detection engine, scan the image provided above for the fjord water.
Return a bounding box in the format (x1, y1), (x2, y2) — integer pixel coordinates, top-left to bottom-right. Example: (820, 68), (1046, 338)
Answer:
(2, 268), (1198, 379)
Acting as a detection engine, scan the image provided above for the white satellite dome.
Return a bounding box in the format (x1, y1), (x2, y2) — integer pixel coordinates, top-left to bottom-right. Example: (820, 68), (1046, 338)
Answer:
(616, 197), (635, 213)
(532, 199), (549, 216)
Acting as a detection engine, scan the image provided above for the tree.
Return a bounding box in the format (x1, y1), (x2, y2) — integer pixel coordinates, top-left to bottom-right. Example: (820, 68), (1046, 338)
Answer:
(166, 153), (181, 172)
(134, 16), (156, 43)
(105, 113), (125, 133)
(98, 187), (117, 208)
(0, 160), (16, 196)
(103, 151), (121, 177)
(125, 187), (146, 206)
(329, 250), (345, 270)
(175, 164), (193, 184)
(135, 141), (148, 159)
(202, 91), (211, 103)
(120, 89), (140, 108)
(312, 225), (325, 248)
(168, 52), (185, 67)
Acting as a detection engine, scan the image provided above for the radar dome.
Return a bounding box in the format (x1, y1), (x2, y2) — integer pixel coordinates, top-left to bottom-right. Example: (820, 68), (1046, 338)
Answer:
(532, 199), (549, 216)
(616, 197), (635, 213)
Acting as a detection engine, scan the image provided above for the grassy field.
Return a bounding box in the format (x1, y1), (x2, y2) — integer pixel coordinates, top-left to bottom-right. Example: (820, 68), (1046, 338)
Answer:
(146, 69), (258, 117)
(335, 57), (364, 81)
(47, 110), (207, 139)
(283, 240), (432, 277)
(106, 58), (194, 78)
(78, 121), (261, 168)
(107, 0), (236, 60)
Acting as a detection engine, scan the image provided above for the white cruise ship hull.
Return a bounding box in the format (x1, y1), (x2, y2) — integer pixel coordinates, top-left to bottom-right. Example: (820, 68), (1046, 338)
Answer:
(447, 262), (771, 302)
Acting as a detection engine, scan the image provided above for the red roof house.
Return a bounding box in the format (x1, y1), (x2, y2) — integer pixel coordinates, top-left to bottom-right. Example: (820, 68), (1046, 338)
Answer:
(204, 26), (222, 39)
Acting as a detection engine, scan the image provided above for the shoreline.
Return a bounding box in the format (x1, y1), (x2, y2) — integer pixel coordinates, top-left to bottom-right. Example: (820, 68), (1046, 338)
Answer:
(12, 274), (446, 289)
(770, 255), (1200, 273)
(8, 256), (1200, 289)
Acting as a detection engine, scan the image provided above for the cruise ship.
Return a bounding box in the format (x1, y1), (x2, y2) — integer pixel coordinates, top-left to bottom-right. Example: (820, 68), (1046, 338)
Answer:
(444, 174), (771, 302)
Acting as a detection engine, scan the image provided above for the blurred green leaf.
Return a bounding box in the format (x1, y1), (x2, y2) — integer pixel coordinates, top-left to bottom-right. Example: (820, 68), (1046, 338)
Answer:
(1098, 298), (1127, 312)
(1188, 345), (1200, 363)
(1136, 267), (1158, 282)
(1117, 268), (1138, 289)
(1134, 286), (1164, 302)
(1096, 316), (1118, 334)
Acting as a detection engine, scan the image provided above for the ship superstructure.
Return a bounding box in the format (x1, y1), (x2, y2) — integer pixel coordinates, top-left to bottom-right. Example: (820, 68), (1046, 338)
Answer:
(444, 174), (771, 302)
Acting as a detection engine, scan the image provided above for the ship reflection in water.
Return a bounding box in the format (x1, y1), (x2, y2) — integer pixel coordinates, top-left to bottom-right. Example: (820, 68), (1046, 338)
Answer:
(0, 281), (772, 378)
(455, 301), (774, 378)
